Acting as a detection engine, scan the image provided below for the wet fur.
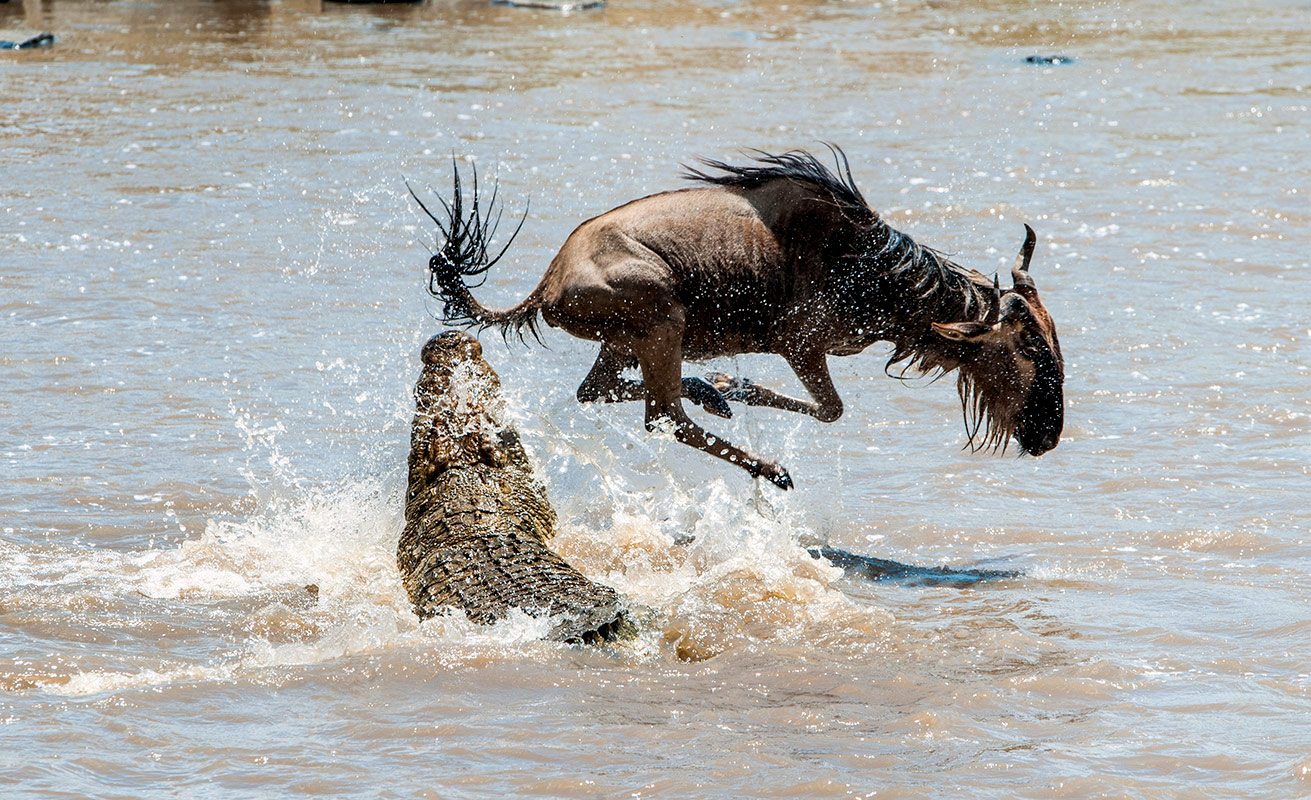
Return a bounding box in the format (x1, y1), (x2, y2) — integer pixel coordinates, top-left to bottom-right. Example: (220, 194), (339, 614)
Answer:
(415, 148), (1064, 484)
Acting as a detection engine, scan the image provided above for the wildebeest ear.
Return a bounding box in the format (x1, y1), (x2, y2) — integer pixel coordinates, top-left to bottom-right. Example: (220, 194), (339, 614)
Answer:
(931, 321), (995, 341)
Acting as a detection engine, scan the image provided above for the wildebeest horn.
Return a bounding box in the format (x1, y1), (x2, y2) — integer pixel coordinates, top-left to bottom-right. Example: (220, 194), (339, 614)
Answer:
(1011, 224), (1036, 288)
(984, 273), (1001, 324)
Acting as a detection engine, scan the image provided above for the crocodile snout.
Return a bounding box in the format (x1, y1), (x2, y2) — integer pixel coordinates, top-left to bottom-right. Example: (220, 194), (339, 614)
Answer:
(421, 330), (483, 368)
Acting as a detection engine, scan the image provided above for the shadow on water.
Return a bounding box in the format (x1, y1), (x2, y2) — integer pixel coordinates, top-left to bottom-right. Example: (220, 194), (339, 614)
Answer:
(809, 546), (1021, 588)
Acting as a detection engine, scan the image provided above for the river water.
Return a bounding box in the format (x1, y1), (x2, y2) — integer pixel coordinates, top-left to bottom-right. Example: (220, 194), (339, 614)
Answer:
(2, 0), (1308, 796)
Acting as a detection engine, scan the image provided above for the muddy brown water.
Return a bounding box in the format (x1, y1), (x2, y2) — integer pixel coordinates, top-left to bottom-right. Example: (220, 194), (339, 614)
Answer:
(2, 0), (1309, 796)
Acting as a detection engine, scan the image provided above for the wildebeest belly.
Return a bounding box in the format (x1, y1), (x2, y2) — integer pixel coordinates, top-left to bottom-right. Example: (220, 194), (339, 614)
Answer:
(678, 287), (788, 359)
(667, 249), (796, 359)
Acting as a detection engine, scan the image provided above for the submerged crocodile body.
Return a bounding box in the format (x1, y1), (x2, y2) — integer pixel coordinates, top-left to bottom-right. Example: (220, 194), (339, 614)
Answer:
(397, 331), (628, 643)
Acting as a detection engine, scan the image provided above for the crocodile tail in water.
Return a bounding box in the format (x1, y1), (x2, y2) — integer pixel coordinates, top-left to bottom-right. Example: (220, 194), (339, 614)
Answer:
(811, 546), (1021, 587)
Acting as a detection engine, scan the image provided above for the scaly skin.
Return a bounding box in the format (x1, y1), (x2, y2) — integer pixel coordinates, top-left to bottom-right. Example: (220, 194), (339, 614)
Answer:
(397, 331), (629, 644)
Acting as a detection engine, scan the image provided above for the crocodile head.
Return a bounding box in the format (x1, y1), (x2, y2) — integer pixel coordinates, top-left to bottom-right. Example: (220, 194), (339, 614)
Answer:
(409, 330), (530, 479)
(405, 330), (553, 544)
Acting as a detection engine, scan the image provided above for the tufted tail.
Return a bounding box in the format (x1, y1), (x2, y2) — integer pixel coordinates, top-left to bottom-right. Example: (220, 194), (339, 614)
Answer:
(409, 159), (544, 343)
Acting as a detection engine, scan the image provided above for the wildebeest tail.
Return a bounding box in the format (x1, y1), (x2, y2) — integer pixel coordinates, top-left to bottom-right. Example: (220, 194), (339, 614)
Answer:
(408, 160), (543, 343)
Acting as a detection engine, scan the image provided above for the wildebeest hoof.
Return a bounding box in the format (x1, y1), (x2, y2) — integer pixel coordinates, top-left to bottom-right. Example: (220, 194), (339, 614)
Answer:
(755, 462), (793, 490)
(705, 371), (754, 403)
(706, 371), (735, 391)
(682, 376), (733, 419)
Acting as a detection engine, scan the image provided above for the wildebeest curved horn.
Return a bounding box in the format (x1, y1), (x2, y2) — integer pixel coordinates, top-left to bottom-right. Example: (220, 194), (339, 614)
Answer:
(1012, 224), (1037, 288)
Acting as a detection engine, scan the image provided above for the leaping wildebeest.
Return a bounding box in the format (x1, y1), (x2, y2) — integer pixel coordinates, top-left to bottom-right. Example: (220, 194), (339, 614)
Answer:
(411, 147), (1064, 490)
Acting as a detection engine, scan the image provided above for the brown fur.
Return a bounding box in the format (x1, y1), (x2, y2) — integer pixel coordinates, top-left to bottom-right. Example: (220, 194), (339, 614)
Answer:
(416, 149), (1064, 489)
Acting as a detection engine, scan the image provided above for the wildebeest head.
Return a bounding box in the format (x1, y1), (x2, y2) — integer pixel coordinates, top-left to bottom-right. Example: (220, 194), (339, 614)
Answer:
(930, 226), (1065, 456)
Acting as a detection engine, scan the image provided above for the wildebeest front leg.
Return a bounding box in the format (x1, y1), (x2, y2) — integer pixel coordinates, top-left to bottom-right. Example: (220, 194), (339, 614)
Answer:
(634, 325), (793, 490)
(577, 345), (732, 419)
(707, 350), (844, 423)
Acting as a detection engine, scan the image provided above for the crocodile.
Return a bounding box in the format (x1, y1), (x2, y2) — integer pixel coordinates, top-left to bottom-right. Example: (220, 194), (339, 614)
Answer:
(397, 330), (629, 644)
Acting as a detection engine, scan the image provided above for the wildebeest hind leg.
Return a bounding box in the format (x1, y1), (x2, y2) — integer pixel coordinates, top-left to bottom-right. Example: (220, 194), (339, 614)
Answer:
(578, 345), (732, 419)
(634, 322), (792, 490)
(576, 345), (644, 404)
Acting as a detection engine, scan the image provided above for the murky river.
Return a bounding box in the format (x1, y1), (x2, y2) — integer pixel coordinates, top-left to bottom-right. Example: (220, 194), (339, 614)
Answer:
(3, 0), (1309, 795)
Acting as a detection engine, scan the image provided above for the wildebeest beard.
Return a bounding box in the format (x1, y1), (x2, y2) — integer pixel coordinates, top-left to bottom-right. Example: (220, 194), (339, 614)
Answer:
(883, 340), (1024, 455)
(910, 329), (1063, 456)
(956, 356), (1028, 454)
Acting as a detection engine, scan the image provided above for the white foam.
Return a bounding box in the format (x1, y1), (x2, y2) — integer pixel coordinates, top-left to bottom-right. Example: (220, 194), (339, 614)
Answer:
(9, 450), (887, 696)
(127, 478), (406, 603)
(553, 479), (889, 660)
(44, 664), (237, 698)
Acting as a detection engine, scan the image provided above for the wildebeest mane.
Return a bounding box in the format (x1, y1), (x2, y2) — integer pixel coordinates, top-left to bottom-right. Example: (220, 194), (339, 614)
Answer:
(872, 227), (992, 364)
(871, 227), (1004, 451)
(682, 145), (875, 224)
(683, 148), (988, 332)
(685, 148), (1003, 450)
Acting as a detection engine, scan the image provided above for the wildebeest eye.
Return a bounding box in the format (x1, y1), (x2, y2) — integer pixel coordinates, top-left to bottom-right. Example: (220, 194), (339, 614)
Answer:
(931, 320), (995, 342)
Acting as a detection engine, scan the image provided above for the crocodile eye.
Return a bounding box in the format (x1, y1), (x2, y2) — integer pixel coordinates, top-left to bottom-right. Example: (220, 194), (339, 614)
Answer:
(479, 435), (508, 467)
(497, 427), (522, 450)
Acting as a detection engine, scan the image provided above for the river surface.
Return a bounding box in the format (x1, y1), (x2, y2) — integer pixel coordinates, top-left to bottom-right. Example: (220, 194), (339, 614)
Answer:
(2, 0), (1309, 796)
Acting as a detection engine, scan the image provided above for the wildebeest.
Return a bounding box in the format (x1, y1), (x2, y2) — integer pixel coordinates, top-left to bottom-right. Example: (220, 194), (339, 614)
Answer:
(411, 147), (1064, 490)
